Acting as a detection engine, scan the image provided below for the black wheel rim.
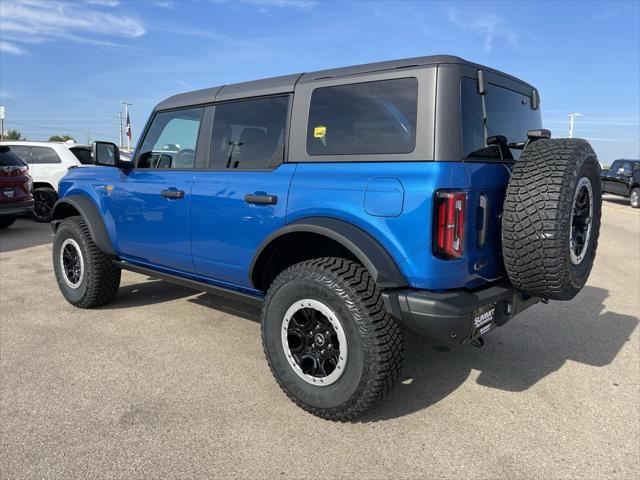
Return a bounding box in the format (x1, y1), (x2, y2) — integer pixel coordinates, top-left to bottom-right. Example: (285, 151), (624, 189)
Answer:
(60, 239), (84, 289)
(34, 191), (54, 219)
(570, 177), (593, 265)
(282, 299), (347, 386)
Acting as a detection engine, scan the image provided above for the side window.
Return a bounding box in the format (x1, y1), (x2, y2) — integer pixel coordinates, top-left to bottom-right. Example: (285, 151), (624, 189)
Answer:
(30, 146), (62, 164)
(7, 145), (30, 163)
(620, 161), (633, 175)
(211, 96), (289, 170)
(137, 107), (203, 169)
(609, 160), (621, 174)
(306, 78), (418, 156)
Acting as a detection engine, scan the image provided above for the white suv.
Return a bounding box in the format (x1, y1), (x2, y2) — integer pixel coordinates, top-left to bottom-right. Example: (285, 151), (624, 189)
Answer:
(0, 141), (93, 222)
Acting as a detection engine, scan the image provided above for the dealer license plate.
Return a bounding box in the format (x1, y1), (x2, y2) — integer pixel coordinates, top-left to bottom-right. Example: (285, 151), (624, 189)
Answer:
(1, 188), (15, 198)
(471, 303), (497, 337)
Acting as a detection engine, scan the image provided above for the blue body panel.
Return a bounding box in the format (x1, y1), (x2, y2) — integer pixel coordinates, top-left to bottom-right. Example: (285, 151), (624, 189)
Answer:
(190, 164), (297, 287)
(58, 159), (510, 294)
(286, 161), (507, 290)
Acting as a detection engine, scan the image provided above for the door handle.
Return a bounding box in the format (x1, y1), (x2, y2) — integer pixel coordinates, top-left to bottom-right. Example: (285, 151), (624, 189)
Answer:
(245, 194), (278, 205)
(161, 189), (185, 199)
(478, 194), (489, 247)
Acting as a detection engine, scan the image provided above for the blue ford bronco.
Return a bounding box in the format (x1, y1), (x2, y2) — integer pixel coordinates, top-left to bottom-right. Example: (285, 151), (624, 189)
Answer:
(51, 56), (602, 420)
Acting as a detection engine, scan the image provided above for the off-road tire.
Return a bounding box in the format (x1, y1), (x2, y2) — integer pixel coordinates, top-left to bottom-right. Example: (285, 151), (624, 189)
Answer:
(53, 216), (121, 308)
(261, 258), (404, 421)
(502, 138), (601, 300)
(629, 187), (640, 208)
(32, 187), (58, 223)
(0, 216), (17, 229)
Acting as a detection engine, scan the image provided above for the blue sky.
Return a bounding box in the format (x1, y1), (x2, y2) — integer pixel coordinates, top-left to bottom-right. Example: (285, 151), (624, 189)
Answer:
(0, 0), (638, 164)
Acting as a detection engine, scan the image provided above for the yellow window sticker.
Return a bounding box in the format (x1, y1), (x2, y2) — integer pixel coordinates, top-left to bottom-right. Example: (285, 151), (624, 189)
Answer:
(313, 126), (326, 138)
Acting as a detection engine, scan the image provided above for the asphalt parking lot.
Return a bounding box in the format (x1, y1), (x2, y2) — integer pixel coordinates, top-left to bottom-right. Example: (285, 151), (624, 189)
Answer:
(1, 196), (638, 479)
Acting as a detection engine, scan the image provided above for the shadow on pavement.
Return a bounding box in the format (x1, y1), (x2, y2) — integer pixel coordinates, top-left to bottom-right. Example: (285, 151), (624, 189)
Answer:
(106, 279), (196, 309)
(91, 277), (637, 422)
(360, 285), (637, 421)
(0, 218), (53, 253)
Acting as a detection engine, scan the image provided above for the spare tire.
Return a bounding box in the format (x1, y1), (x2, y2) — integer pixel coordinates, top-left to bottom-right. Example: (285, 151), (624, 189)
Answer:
(502, 138), (601, 300)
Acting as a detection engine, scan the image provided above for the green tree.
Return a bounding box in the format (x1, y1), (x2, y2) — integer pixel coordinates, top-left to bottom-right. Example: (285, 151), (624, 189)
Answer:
(6, 129), (23, 140)
(49, 135), (75, 142)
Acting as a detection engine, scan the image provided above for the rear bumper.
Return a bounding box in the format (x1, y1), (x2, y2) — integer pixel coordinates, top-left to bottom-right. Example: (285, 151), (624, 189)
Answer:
(382, 281), (540, 345)
(0, 199), (34, 217)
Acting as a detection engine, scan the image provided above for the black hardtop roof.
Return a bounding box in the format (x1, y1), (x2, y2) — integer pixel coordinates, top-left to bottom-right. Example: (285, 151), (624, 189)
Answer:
(155, 55), (535, 111)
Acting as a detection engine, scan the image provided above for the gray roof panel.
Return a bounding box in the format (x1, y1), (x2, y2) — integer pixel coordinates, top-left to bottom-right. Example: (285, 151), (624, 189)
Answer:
(155, 86), (222, 111)
(215, 73), (302, 102)
(154, 55), (535, 111)
(298, 55), (464, 83)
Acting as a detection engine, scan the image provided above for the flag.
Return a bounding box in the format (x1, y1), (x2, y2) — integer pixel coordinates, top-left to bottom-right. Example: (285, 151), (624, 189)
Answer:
(126, 111), (131, 140)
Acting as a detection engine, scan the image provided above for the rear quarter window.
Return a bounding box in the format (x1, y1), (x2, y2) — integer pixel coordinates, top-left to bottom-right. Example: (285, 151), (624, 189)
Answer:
(69, 147), (94, 165)
(306, 77), (418, 156)
(30, 146), (62, 164)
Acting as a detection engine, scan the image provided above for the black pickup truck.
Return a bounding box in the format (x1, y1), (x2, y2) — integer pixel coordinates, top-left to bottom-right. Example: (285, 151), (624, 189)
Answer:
(602, 159), (640, 208)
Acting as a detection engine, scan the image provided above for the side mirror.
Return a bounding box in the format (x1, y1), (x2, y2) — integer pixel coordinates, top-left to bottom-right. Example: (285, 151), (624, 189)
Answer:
(92, 141), (131, 169)
(617, 167), (625, 175)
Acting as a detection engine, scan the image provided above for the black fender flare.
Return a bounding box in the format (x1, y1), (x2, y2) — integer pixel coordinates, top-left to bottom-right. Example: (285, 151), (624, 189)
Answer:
(249, 217), (408, 289)
(51, 195), (115, 255)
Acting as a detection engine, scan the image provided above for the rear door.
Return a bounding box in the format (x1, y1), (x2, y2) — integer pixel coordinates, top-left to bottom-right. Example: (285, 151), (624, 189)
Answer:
(190, 95), (295, 289)
(111, 107), (204, 273)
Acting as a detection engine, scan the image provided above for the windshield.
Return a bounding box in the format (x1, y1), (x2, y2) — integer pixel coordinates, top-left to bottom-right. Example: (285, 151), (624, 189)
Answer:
(461, 77), (542, 160)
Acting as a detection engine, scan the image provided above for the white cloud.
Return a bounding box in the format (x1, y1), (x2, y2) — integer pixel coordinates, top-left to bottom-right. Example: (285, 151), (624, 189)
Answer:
(0, 40), (30, 56)
(212, 0), (315, 9)
(448, 9), (518, 53)
(84, 0), (121, 6)
(0, 0), (144, 55)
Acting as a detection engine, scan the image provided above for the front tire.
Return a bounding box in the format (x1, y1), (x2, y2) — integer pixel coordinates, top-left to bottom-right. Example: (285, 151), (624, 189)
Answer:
(53, 216), (121, 308)
(261, 258), (404, 421)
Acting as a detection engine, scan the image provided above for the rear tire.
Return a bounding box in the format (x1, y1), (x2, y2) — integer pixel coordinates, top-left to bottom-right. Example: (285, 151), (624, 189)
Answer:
(630, 187), (640, 208)
(502, 138), (601, 300)
(53, 216), (121, 308)
(0, 216), (17, 230)
(261, 258), (404, 421)
(32, 187), (57, 223)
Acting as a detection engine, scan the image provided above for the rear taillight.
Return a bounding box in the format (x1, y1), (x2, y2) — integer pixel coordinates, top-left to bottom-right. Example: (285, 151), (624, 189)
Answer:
(434, 191), (466, 259)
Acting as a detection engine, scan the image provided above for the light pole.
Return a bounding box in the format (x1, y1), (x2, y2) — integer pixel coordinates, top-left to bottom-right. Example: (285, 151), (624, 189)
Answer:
(568, 112), (583, 138)
(121, 100), (132, 150)
(118, 111), (124, 148)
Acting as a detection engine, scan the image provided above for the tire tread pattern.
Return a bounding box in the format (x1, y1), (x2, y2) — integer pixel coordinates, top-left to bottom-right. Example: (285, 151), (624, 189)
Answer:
(502, 138), (601, 300)
(54, 216), (121, 308)
(262, 257), (404, 421)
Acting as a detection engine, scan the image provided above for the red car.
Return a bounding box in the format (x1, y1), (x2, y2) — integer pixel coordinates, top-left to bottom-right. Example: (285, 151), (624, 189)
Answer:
(0, 146), (34, 229)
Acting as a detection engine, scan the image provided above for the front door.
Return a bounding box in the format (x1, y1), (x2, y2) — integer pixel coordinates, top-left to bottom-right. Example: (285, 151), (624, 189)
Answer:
(190, 95), (294, 290)
(112, 107), (204, 273)
(607, 160), (633, 196)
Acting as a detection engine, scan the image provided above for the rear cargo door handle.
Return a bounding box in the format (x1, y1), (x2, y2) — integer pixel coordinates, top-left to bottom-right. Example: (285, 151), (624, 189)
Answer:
(245, 194), (278, 205)
(478, 195), (489, 247)
(160, 189), (185, 199)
